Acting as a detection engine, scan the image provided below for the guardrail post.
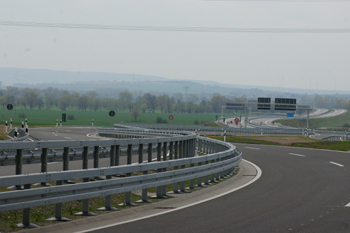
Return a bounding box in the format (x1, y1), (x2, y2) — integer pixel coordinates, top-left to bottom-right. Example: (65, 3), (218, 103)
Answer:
(122, 144), (137, 206)
(76, 146), (96, 216)
(215, 154), (221, 181)
(9, 149), (23, 189)
(170, 141), (181, 194)
(162, 142), (168, 196)
(181, 140), (190, 193)
(210, 145), (216, 183)
(154, 142), (164, 198)
(136, 143), (152, 203)
(99, 145), (118, 211)
(35, 148), (51, 187)
(189, 140), (195, 189)
(93, 146), (103, 180)
(47, 180), (70, 221)
(63, 147), (74, 184)
(17, 183), (39, 228)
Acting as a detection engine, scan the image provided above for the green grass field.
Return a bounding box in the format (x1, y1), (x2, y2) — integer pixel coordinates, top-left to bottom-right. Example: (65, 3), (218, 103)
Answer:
(278, 111), (350, 129)
(0, 107), (218, 127)
(210, 135), (350, 152)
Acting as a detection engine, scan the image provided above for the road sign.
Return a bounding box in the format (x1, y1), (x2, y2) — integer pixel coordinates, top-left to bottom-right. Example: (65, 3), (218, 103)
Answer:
(275, 98), (296, 111)
(257, 97), (271, 110)
(7, 104), (13, 111)
(225, 103), (245, 110)
(109, 110), (116, 117)
(168, 115), (174, 120)
(234, 118), (239, 124)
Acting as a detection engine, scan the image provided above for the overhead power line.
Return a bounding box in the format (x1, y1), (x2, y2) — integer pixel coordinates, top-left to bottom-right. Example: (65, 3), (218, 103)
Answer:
(1, 20), (350, 33)
(205, 0), (350, 2)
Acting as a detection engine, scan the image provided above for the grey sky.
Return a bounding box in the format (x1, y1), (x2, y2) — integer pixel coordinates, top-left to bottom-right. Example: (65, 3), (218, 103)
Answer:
(1, 0), (350, 91)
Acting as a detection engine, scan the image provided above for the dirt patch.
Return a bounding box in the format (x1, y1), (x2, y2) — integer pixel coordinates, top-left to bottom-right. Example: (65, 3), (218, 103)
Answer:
(244, 136), (318, 146)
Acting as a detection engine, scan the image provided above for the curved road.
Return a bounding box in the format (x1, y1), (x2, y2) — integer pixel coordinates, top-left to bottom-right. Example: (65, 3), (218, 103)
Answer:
(17, 127), (350, 232)
(248, 109), (347, 128)
(87, 143), (350, 233)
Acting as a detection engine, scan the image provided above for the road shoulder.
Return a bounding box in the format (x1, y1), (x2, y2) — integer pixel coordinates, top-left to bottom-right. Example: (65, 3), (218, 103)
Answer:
(23, 159), (259, 233)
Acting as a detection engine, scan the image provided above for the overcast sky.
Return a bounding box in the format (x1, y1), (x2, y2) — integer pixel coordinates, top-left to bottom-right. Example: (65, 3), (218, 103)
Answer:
(1, 0), (350, 91)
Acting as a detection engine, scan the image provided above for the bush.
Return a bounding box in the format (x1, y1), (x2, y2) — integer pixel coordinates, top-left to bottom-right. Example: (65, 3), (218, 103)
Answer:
(67, 115), (75, 120)
(343, 123), (350, 127)
(193, 120), (199, 125)
(156, 117), (168, 124)
(18, 113), (26, 118)
(200, 120), (208, 125)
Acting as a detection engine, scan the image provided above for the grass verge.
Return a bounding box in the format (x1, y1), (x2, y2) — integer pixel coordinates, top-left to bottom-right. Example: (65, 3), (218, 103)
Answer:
(278, 111), (350, 129)
(209, 135), (350, 151)
(0, 167), (239, 232)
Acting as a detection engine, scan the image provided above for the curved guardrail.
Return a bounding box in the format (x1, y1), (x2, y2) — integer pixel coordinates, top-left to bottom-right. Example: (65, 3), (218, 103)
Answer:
(122, 123), (310, 135)
(0, 125), (241, 228)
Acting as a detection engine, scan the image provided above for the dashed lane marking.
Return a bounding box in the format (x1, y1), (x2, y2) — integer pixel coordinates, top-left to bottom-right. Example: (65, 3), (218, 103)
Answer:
(245, 147), (261, 150)
(289, 153), (305, 157)
(329, 161), (344, 167)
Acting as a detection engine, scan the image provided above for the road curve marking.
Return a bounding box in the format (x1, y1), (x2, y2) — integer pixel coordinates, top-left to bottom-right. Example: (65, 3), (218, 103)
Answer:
(75, 159), (262, 233)
(245, 147), (261, 150)
(329, 161), (344, 167)
(289, 153), (305, 157)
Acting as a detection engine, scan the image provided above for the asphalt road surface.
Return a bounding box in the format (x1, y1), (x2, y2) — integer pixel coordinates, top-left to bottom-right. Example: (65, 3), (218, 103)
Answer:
(90, 143), (350, 233)
(11, 126), (350, 232)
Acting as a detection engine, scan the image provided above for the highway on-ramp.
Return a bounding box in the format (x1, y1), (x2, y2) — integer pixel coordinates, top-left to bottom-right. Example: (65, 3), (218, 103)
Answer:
(82, 144), (350, 233)
(19, 127), (350, 233)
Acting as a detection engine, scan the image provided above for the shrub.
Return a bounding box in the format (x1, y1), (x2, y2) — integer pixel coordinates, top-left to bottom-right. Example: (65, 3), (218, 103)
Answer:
(67, 115), (75, 120)
(156, 116), (163, 123)
(193, 120), (199, 125)
(343, 123), (350, 127)
(18, 113), (26, 118)
(156, 117), (168, 124)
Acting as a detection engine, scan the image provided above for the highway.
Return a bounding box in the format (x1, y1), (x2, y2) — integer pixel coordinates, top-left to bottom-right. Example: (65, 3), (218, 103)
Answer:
(224, 108), (347, 129)
(85, 143), (350, 233)
(16, 127), (350, 233)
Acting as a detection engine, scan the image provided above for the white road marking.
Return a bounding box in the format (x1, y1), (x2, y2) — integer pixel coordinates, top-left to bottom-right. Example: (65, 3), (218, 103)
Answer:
(345, 202), (350, 207)
(64, 137), (71, 140)
(245, 147), (261, 150)
(75, 159), (262, 233)
(47, 162), (58, 165)
(289, 153), (305, 157)
(329, 161), (344, 167)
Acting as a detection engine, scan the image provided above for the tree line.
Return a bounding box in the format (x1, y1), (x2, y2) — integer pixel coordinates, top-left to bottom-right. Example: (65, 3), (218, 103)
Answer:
(0, 86), (247, 116)
(1, 86), (349, 119)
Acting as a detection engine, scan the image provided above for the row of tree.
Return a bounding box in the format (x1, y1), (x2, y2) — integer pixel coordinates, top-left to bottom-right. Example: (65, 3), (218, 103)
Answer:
(0, 86), (248, 114)
(1, 86), (350, 115)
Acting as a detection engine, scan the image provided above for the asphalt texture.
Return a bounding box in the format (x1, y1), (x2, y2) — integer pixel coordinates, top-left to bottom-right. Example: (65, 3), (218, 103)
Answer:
(89, 144), (350, 233)
(13, 126), (350, 232)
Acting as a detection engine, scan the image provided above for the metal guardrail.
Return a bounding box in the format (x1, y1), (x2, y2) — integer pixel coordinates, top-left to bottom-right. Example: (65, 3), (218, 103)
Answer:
(0, 125), (241, 228)
(124, 123), (310, 135)
(322, 133), (350, 141)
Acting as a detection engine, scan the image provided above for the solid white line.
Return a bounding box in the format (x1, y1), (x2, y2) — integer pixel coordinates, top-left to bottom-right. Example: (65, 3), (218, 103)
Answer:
(75, 159), (262, 233)
(64, 137), (71, 140)
(289, 153), (305, 157)
(345, 202), (350, 207)
(329, 161), (344, 167)
(47, 162), (58, 165)
(245, 147), (261, 150)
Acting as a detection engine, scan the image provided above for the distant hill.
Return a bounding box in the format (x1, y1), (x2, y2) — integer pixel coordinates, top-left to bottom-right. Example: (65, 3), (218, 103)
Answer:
(0, 67), (347, 95)
(0, 67), (168, 86)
